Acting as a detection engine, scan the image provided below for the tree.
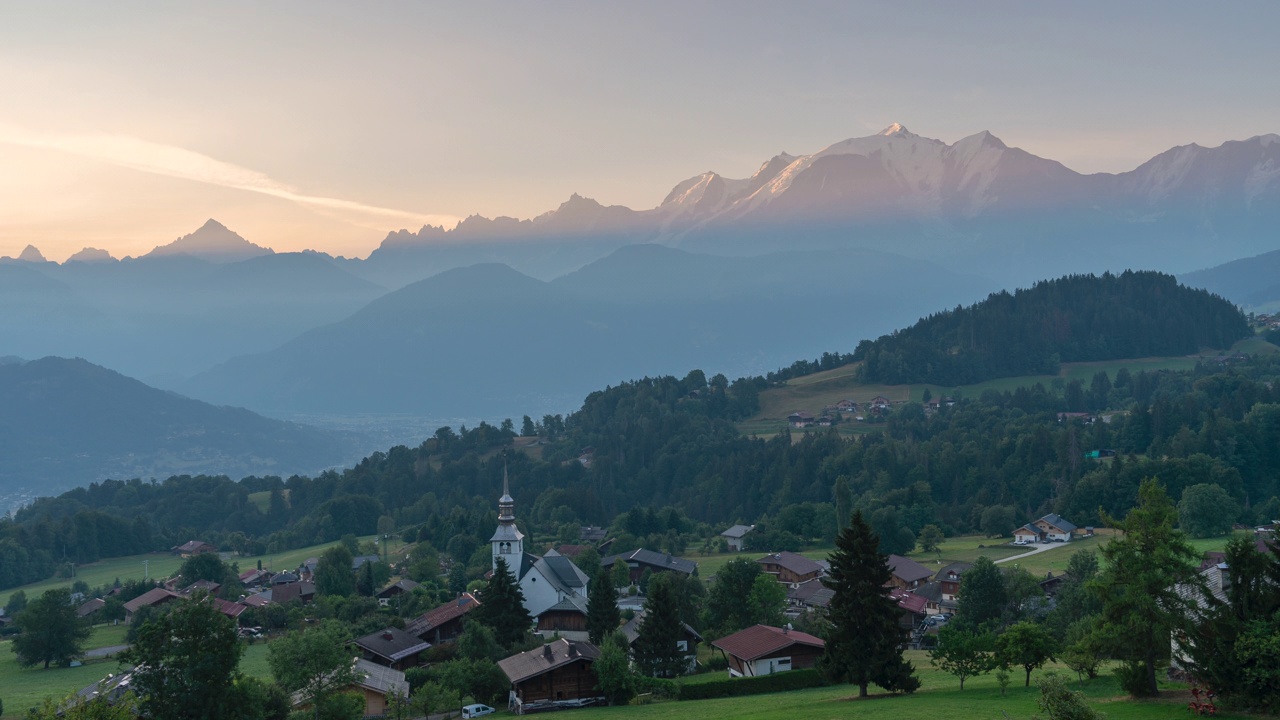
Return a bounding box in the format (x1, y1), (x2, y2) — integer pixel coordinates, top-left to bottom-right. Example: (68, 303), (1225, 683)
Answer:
(576, 546), (602, 581)
(746, 573), (787, 627)
(593, 631), (636, 705)
(179, 552), (229, 585)
(1177, 483), (1239, 538)
(1032, 672), (1105, 720)
(996, 620), (1057, 687)
(980, 505), (1017, 538)
(587, 570), (621, 645)
(411, 681), (461, 718)
(820, 510), (920, 696)
(611, 559), (631, 589)
(917, 524), (945, 554)
(448, 564), (468, 595)
(122, 595), (248, 720)
(1089, 478), (1201, 696)
(929, 626), (997, 689)
(268, 620), (357, 720)
(456, 621), (504, 662)
(955, 556), (1006, 629)
(12, 588), (91, 668)
(6, 588), (27, 615)
(356, 562), (375, 597)
(472, 556), (531, 647)
(704, 558), (761, 633)
(315, 545), (356, 597)
(633, 573), (686, 677)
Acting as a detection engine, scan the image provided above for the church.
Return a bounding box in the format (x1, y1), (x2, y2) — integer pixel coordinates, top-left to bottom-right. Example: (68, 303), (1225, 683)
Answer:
(489, 470), (591, 640)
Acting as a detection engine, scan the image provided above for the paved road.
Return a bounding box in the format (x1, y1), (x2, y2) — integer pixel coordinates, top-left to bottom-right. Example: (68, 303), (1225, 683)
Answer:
(85, 644), (128, 659)
(993, 542), (1062, 565)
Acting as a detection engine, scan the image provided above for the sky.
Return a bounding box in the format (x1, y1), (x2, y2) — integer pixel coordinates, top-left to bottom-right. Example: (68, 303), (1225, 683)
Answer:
(2, 1), (1278, 262)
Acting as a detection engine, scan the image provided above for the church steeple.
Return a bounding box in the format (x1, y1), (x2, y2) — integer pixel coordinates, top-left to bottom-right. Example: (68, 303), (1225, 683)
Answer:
(489, 459), (524, 571)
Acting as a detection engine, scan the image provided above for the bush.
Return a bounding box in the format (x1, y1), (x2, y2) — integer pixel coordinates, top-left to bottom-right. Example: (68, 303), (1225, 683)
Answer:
(678, 669), (828, 700)
(633, 675), (680, 700)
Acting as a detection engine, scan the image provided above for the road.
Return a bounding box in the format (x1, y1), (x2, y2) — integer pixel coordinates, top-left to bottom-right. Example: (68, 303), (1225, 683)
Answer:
(993, 542), (1063, 565)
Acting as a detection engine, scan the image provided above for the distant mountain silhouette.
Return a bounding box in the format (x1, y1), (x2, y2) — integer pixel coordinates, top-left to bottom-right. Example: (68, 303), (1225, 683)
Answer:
(0, 357), (360, 494)
(183, 247), (994, 417)
(144, 218), (274, 262)
(1181, 247), (1280, 309)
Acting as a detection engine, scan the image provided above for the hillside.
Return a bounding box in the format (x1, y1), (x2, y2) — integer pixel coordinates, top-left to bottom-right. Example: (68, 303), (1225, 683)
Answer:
(0, 357), (362, 494)
(1181, 247), (1280, 310)
(854, 271), (1251, 386)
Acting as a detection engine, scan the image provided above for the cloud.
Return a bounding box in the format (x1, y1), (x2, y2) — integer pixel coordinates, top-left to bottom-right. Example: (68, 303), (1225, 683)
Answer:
(0, 123), (460, 229)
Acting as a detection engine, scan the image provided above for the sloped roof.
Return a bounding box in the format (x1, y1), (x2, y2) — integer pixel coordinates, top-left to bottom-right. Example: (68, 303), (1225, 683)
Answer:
(1038, 514), (1078, 533)
(76, 598), (106, 617)
(889, 588), (928, 615)
(712, 624), (825, 662)
(406, 593), (481, 637)
(886, 555), (933, 584)
(376, 579), (420, 598)
(935, 562), (972, 581)
(354, 627), (432, 663)
(914, 580), (944, 603)
(757, 551), (824, 576)
(353, 658), (409, 696)
(602, 548), (697, 575)
(498, 638), (601, 685)
(540, 554), (588, 589)
(539, 596), (589, 616)
(172, 540), (215, 553)
(1014, 523), (1041, 535)
(720, 524), (755, 539)
(271, 581), (315, 604)
(213, 597), (248, 619)
(123, 587), (183, 613)
(620, 608), (703, 645)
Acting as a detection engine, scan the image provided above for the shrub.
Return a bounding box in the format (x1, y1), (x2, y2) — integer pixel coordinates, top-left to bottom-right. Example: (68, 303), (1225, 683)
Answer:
(678, 669), (828, 700)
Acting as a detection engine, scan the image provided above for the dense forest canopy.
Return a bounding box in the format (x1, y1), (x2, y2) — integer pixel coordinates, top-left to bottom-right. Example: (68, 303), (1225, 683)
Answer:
(854, 271), (1251, 386)
(3, 346), (1279, 592)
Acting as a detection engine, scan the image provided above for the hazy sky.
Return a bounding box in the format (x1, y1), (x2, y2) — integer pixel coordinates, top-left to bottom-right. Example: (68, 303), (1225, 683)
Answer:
(2, 1), (1278, 261)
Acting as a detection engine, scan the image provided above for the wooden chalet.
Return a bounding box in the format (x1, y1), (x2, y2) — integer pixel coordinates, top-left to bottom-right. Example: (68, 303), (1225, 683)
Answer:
(756, 552), (824, 585)
(292, 658), (408, 719)
(620, 609), (703, 675)
(170, 540), (216, 556)
(890, 588), (929, 630)
(376, 579), (419, 607)
(353, 627), (432, 671)
(712, 624), (825, 678)
(934, 562), (971, 602)
(405, 592), (480, 645)
(601, 548), (697, 583)
(886, 554), (933, 590)
(498, 639), (602, 710)
(123, 587), (183, 623)
(534, 597), (590, 641)
(76, 598), (106, 621)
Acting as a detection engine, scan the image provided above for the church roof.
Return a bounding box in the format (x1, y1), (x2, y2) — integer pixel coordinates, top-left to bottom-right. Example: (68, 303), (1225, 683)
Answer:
(541, 555), (587, 590)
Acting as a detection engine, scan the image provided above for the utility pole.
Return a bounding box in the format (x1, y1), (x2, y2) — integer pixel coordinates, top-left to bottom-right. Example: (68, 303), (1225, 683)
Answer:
(144, 559), (149, 581)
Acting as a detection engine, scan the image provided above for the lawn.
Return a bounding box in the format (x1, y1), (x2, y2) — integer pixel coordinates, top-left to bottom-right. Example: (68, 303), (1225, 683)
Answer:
(0, 638), (130, 717)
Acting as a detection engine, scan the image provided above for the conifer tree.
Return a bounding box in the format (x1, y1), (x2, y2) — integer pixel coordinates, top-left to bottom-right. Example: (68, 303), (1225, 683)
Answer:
(587, 569), (621, 645)
(820, 510), (920, 696)
(473, 556), (531, 647)
(633, 573), (686, 677)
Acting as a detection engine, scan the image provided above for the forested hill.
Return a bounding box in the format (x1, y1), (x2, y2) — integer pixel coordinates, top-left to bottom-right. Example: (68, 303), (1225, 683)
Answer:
(854, 271), (1250, 386)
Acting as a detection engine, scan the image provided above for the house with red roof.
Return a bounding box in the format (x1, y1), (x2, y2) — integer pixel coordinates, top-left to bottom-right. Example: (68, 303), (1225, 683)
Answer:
(405, 592), (481, 645)
(712, 624), (825, 678)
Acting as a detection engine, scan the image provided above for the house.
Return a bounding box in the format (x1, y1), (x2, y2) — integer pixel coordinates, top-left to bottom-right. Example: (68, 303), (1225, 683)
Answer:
(720, 524), (755, 552)
(786, 578), (834, 613)
(1056, 412), (1095, 424)
(870, 396), (892, 410)
(886, 555), (933, 590)
(787, 411), (816, 428)
(534, 597), (590, 641)
(123, 587), (184, 623)
(351, 555), (380, 571)
(405, 592), (481, 645)
(246, 581), (316, 606)
(76, 598), (106, 621)
(913, 581), (949, 614)
(353, 627), (432, 671)
(498, 639), (602, 711)
(488, 470), (591, 620)
(620, 609), (703, 675)
(712, 624), (825, 677)
(1017, 514), (1078, 543)
(180, 579), (221, 596)
(238, 568), (272, 587)
(601, 548), (697, 583)
(836, 399), (857, 413)
(170, 540), (216, 556)
(376, 579), (420, 607)
(756, 552), (824, 585)
(1038, 572), (1071, 597)
(212, 597), (249, 622)
(554, 544), (589, 559)
(890, 588), (930, 630)
(272, 570), (300, 585)
(934, 562), (971, 602)
(293, 658), (408, 719)
(579, 526), (609, 544)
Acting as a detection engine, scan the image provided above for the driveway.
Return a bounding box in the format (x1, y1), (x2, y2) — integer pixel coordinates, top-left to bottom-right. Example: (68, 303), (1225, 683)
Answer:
(84, 644), (129, 659)
(993, 542), (1062, 565)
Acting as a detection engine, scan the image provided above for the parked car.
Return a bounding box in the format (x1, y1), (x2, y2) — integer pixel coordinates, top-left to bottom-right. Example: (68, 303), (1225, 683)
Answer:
(463, 704), (495, 718)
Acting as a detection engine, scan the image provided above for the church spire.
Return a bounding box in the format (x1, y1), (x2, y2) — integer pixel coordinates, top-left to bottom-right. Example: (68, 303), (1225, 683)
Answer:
(498, 458), (514, 522)
(490, 455), (523, 570)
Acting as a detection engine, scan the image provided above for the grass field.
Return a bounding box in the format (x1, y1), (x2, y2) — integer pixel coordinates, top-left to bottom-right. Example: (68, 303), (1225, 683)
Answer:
(737, 343), (1276, 435)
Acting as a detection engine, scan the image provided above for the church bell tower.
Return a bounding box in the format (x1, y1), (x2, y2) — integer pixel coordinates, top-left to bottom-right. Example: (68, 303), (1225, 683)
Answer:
(489, 462), (524, 571)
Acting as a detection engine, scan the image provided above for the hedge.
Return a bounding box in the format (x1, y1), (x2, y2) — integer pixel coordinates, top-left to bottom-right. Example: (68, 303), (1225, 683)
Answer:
(677, 668), (829, 700)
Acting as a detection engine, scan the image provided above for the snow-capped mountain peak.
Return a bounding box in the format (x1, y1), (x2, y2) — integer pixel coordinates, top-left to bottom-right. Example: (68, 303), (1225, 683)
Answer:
(880, 122), (912, 137)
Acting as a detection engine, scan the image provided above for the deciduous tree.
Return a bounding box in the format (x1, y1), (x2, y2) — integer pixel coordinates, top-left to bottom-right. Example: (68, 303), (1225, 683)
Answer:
(12, 588), (91, 668)
(315, 545), (356, 597)
(996, 620), (1057, 687)
(929, 626), (997, 689)
(268, 620), (357, 719)
(956, 556), (1006, 629)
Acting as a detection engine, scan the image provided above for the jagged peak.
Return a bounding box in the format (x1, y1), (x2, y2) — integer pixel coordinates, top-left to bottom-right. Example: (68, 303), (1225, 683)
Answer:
(18, 244), (47, 263)
(66, 247), (116, 263)
(879, 122), (913, 137)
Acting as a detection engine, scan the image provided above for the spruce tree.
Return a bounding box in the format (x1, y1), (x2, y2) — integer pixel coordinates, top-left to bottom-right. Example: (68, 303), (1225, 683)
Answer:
(473, 556), (532, 648)
(587, 569), (621, 646)
(820, 510), (920, 696)
(632, 573), (686, 677)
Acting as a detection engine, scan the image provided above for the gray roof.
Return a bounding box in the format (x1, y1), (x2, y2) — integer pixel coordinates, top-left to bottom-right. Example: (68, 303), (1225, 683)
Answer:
(353, 627), (432, 663)
(886, 555), (933, 584)
(914, 580), (944, 603)
(540, 596), (589, 615)
(542, 554), (588, 589)
(1039, 514), (1078, 533)
(935, 562), (972, 581)
(498, 639), (601, 685)
(353, 658), (409, 697)
(620, 608), (703, 645)
(602, 548), (697, 576)
(757, 551), (824, 577)
(721, 524), (755, 539)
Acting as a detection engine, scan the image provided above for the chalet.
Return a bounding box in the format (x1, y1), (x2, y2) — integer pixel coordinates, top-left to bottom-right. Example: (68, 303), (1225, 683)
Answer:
(351, 555), (380, 571)
(238, 568), (272, 587)
(890, 588), (929, 630)
(534, 597), (590, 641)
(913, 581), (948, 614)
(123, 587), (184, 623)
(170, 540), (216, 556)
(787, 411), (815, 428)
(1014, 514), (1078, 544)
(245, 581), (315, 606)
(601, 548), (697, 583)
(353, 627), (432, 671)
(292, 658), (408, 719)
(180, 579), (221, 596)
(934, 562), (971, 602)
(720, 524), (755, 552)
(1038, 572), (1071, 597)
(498, 639), (602, 711)
(76, 598), (106, 621)
(786, 578), (834, 613)
(870, 396), (892, 410)
(836, 399), (857, 413)
(554, 544), (589, 559)
(376, 579), (420, 607)
(579, 526), (608, 544)
(405, 592), (481, 645)
(212, 597), (249, 622)
(271, 570), (300, 585)
(1056, 412), (1095, 424)
(488, 471), (591, 620)
(621, 609), (703, 675)
(886, 554), (933, 590)
(712, 624), (825, 678)
(756, 552), (824, 585)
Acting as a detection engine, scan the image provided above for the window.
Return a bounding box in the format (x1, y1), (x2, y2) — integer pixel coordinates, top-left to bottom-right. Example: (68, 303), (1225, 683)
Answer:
(676, 641), (688, 652)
